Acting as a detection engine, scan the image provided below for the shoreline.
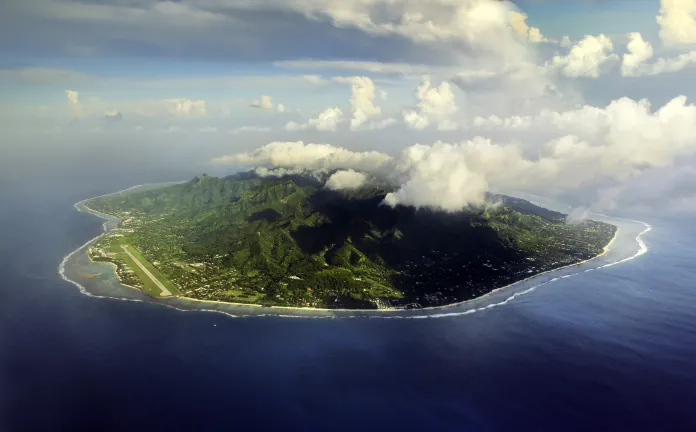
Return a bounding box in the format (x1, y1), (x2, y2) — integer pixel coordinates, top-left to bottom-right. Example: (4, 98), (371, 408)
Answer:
(59, 183), (649, 316)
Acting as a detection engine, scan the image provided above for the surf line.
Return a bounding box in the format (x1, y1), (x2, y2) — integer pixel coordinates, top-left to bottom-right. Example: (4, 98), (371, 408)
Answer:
(367, 219), (652, 320)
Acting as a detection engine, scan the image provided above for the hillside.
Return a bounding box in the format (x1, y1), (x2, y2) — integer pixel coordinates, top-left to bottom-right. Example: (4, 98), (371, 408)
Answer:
(86, 173), (617, 309)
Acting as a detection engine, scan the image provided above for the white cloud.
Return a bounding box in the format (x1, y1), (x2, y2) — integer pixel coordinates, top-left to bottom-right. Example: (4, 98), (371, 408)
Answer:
(333, 76), (382, 130)
(250, 95), (275, 110)
(164, 98), (207, 117)
(275, 60), (431, 76)
(383, 140), (492, 210)
(215, 95), (696, 212)
(199, 126), (218, 133)
(622, 32), (654, 76)
(213, 141), (392, 172)
(657, 0), (696, 45)
(302, 75), (328, 85)
(550, 34), (618, 78)
(471, 114), (532, 130)
(284, 107), (344, 131)
(649, 50), (696, 74)
(325, 169), (370, 190)
(228, 126), (272, 134)
(358, 117), (397, 131)
(450, 62), (563, 114)
(625, 49), (696, 76)
(403, 79), (459, 130)
(249, 95), (286, 113)
(253, 0), (532, 60)
(309, 108), (343, 131)
(509, 11), (547, 43)
(387, 94), (696, 209)
(254, 167), (315, 177)
(65, 89), (82, 117)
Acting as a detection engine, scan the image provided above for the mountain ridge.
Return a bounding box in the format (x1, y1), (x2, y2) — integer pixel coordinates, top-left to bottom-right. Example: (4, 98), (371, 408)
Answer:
(86, 172), (617, 309)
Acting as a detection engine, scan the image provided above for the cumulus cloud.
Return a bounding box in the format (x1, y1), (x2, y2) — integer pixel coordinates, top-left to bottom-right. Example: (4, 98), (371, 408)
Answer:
(624, 49), (696, 77)
(65, 89), (82, 117)
(199, 126), (218, 133)
(509, 11), (547, 43)
(325, 169), (370, 190)
(249, 95), (285, 112)
(657, 0), (696, 45)
(213, 141), (392, 172)
(165, 98), (206, 117)
(214, 95), (696, 212)
(649, 50), (696, 74)
(403, 79), (459, 130)
(250, 95), (275, 110)
(384, 141), (492, 210)
(333, 76), (382, 130)
(550, 34), (618, 78)
(284, 107), (344, 131)
(622, 32), (654, 76)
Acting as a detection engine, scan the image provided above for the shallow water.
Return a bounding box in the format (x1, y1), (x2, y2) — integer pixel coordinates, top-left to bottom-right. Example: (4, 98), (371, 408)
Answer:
(2, 170), (696, 431)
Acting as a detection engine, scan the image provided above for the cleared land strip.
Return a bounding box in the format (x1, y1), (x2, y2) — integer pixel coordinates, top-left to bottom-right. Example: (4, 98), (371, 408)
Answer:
(121, 245), (172, 297)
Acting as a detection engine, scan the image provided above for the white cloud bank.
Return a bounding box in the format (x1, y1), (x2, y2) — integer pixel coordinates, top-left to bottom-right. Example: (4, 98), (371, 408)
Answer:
(216, 95), (696, 212)
(325, 170), (370, 190)
(213, 141), (392, 172)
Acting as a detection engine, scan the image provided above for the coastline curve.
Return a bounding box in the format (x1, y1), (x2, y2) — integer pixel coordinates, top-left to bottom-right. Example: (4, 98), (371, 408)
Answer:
(59, 183), (652, 319)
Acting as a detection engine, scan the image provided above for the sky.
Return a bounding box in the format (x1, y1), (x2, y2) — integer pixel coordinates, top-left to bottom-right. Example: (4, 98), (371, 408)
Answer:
(2, 0), (696, 214)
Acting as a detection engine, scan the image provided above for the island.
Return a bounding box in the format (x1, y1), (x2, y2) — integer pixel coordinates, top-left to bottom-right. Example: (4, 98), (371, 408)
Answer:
(83, 172), (617, 310)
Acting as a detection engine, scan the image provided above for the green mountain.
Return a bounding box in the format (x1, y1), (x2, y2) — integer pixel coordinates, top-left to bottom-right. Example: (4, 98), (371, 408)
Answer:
(86, 173), (617, 309)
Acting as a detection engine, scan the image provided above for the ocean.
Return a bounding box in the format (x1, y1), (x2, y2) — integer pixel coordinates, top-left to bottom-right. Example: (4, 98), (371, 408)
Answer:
(1, 158), (696, 431)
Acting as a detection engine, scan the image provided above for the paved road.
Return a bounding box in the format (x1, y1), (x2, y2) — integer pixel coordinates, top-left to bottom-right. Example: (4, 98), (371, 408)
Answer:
(121, 245), (172, 297)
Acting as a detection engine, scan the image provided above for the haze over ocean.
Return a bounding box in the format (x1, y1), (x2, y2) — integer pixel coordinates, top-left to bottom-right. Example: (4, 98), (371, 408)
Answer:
(1, 145), (696, 431)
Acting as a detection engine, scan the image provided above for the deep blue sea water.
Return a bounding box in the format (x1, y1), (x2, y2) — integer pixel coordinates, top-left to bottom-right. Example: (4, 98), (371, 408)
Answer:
(2, 161), (696, 431)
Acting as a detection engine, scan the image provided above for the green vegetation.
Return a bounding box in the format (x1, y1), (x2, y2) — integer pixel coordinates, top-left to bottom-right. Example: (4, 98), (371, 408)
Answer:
(85, 173), (617, 309)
